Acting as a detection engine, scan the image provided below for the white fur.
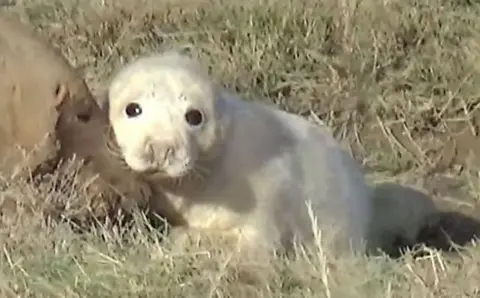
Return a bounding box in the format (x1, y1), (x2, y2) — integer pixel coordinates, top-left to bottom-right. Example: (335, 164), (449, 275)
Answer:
(107, 51), (376, 256)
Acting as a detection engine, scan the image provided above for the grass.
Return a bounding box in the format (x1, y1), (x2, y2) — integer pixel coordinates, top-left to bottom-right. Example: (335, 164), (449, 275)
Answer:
(2, 0), (480, 296)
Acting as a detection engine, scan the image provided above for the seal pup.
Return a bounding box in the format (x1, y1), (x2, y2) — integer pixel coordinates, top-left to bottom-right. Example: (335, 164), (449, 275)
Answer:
(106, 51), (375, 257)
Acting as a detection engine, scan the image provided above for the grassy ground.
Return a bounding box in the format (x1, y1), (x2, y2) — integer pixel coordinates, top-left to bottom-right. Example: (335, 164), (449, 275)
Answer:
(2, 0), (480, 296)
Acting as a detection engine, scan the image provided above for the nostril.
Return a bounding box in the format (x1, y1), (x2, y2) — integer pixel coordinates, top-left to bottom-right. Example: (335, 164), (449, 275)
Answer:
(159, 147), (173, 163)
(145, 143), (175, 163)
(165, 147), (173, 158)
(145, 144), (155, 162)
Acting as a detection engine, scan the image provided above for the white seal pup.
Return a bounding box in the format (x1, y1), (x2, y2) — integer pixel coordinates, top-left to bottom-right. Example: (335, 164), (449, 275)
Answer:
(106, 51), (375, 256)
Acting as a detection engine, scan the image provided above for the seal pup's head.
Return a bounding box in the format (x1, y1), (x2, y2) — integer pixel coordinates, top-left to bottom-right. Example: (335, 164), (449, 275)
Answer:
(107, 51), (224, 180)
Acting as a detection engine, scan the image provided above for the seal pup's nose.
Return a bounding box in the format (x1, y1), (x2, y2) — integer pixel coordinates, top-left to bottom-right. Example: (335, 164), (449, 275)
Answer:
(145, 142), (174, 163)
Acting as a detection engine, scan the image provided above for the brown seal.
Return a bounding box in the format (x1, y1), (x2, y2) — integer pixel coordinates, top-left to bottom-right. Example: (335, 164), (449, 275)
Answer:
(0, 13), (182, 226)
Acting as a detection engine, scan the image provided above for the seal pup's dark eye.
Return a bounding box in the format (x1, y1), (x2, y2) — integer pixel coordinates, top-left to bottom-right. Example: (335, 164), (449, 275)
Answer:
(125, 103), (142, 118)
(184, 108), (204, 127)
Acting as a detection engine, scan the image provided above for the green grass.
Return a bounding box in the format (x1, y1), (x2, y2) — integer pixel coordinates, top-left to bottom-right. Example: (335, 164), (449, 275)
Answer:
(2, 0), (480, 296)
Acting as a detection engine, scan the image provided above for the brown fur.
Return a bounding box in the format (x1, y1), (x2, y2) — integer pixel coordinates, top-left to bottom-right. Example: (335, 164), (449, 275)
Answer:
(0, 13), (182, 224)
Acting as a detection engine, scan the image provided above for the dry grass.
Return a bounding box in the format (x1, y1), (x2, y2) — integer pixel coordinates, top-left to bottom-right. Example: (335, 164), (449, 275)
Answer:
(1, 0), (480, 296)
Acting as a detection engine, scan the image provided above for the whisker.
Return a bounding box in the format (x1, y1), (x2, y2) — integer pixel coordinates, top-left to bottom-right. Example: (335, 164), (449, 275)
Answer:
(194, 164), (211, 177)
(193, 168), (205, 181)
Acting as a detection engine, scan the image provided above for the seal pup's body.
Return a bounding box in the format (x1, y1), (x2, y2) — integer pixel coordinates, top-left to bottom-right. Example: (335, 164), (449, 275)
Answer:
(367, 182), (438, 257)
(107, 51), (375, 256)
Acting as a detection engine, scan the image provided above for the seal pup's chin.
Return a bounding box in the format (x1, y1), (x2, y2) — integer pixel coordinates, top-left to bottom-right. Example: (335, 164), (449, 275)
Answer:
(162, 160), (195, 179)
(122, 153), (156, 174)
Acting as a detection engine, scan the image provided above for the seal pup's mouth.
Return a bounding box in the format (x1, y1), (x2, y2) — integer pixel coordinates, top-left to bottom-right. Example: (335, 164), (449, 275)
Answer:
(138, 161), (198, 186)
(161, 160), (195, 179)
(132, 143), (199, 181)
